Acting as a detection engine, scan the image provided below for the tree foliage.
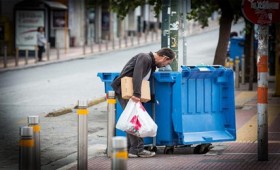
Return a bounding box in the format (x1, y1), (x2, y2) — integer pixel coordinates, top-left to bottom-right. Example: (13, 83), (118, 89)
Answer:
(109, 0), (244, 65)
(186, 0), (243, 65)
(110, 0), (162, 19)
(187, 0), (219, 28)
(187, 0), (242, 28)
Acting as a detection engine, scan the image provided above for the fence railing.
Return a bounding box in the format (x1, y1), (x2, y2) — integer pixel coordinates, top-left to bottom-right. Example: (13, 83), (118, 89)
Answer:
(0, 31), (160, 70)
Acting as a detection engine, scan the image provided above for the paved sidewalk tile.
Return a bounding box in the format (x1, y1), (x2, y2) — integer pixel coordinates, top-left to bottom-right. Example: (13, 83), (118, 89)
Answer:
(68, 94), (280, 170)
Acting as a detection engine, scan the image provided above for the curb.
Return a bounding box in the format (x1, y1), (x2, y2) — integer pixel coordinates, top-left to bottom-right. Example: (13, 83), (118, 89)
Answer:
(0, 40), (160, 73)
(45, 96), (106, 117)
(0, 18), (224, 73)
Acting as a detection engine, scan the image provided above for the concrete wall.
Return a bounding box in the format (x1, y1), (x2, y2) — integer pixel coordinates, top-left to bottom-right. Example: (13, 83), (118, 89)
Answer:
(95, 5), (102, 43)
(0, 0), (141, 47)
(68, 0), (85, 46)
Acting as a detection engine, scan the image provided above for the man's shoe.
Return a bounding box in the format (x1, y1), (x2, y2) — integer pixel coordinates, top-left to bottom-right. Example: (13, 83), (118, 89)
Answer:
(137, 149), (156, 158)
(128, 153), (138, 158)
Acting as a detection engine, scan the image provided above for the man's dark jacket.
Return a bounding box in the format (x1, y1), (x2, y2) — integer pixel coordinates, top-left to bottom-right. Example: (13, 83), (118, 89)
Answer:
(111, 52), (156, 98)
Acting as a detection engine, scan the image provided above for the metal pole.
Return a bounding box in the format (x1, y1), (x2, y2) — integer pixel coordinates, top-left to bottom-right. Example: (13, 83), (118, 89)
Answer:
(15, 48), (19, 66)
(83, 43), (86, 55)
(28, 116), (40, 170)
(111, 136), (127, 170)
(229, 58), (234, 70)
(99, 38), (102, 52)
(257, 25), (268, 161)
(235, 56), (240, 88)
(125, 36), (128, 47)
(57, 48), (60, 60)
(169, 0), (179, 71)
(156, 28), (159, 40)
(145, 31), (148, 43)
(19, 126), (34, 170)
(107, 91), (116, 157)
(46, 42), (50, 61)
(241, 54), (245, 84)
(119, 38), (121, 49)
(161, 0), (170, 48)
(25, 49), (28, 65)
(106, 39), (108, 51)
(130, 36), (133, 47)
(137, 34), (140, 45)
(112, 37), (115, 50)
(90, 40), (93, 53)
(34, 46), (38, 63)
(182, 0), (187, 65)
(4, 45), (7, 68)
(77, 100), (88, 170)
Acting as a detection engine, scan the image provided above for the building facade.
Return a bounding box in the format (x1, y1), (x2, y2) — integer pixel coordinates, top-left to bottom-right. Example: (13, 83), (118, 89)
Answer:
(0, 0), (159, 55)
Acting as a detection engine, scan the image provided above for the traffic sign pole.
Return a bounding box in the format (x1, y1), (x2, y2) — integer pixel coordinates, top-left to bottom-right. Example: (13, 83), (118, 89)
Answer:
(242, 0), (280, 161)
(257, 25), (269, 161)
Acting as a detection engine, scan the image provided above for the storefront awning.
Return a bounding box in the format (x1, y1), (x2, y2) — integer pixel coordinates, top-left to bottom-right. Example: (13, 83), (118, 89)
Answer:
(43, 1), (67, 10)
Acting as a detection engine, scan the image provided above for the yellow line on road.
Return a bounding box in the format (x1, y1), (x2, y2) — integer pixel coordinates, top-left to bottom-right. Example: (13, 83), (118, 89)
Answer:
(235, 91), (257, 108)
(236, 105), (280, 143)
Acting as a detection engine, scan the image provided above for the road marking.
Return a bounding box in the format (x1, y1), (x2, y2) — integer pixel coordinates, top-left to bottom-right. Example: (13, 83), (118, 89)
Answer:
(17, 117), (27, 125)
(235, 91), (256, 108)
(236, 105), (280, 143)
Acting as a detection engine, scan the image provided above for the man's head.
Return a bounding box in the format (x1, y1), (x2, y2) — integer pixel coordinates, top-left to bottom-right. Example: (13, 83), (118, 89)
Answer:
(37, 26), (44, 32)
(154, 48), (175, 68)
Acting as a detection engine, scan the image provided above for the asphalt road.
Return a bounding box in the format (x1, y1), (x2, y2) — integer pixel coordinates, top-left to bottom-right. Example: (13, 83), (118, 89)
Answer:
(0, 22), (244, 169)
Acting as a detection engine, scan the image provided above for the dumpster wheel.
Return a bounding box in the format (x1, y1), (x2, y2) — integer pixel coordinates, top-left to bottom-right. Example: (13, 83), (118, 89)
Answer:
(163, 146), (174, 154)
(144, 146), (157, 153)
(193, 144), (212, 154)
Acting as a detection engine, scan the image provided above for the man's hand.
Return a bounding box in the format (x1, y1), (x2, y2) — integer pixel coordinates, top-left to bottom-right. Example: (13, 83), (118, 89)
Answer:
(131, 96), (140, 102)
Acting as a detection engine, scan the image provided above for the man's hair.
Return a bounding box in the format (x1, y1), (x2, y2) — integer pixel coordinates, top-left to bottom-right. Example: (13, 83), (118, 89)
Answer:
(156, 48), (175, 60)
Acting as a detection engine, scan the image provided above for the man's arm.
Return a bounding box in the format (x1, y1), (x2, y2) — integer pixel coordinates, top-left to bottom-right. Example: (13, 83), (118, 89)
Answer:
(132, 54), (150, 101)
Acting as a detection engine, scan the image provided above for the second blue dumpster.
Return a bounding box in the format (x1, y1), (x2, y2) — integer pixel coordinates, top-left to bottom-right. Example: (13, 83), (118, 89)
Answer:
(98, 65), (236, 153)
(153, 66), (236, 148)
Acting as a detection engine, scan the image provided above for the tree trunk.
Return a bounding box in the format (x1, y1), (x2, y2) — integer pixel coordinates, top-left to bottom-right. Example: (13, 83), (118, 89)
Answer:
(244, 20), (255, 90)
(213, 0), (234, 65)
(249, 25), (255, 90)
(275, 23), (280, 96)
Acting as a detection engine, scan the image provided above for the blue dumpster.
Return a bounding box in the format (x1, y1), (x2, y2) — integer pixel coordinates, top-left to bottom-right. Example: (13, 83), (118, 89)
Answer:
(229, 37), (245, 61)
(98, 66), (236, 151)
(153, 66), (236, 146)
(97, 72), (154, 144)
(97, 72), (119, 93)
(152, 72), (181, 146)
(229, 37), (258, 65)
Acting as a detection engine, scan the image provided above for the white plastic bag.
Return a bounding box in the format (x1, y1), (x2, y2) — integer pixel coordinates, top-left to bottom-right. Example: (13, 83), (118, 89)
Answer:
(116, 99), (157, 137)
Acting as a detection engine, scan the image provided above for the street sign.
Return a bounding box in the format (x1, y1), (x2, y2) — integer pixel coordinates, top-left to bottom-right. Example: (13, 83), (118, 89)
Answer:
(242, 0), (280, 25)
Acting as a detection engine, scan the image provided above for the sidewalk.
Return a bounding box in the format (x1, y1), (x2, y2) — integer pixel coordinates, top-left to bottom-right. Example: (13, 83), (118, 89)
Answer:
(0, 19), (220, 72)
(0, 33), (161, 72)
(66, 82), (280, 170)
